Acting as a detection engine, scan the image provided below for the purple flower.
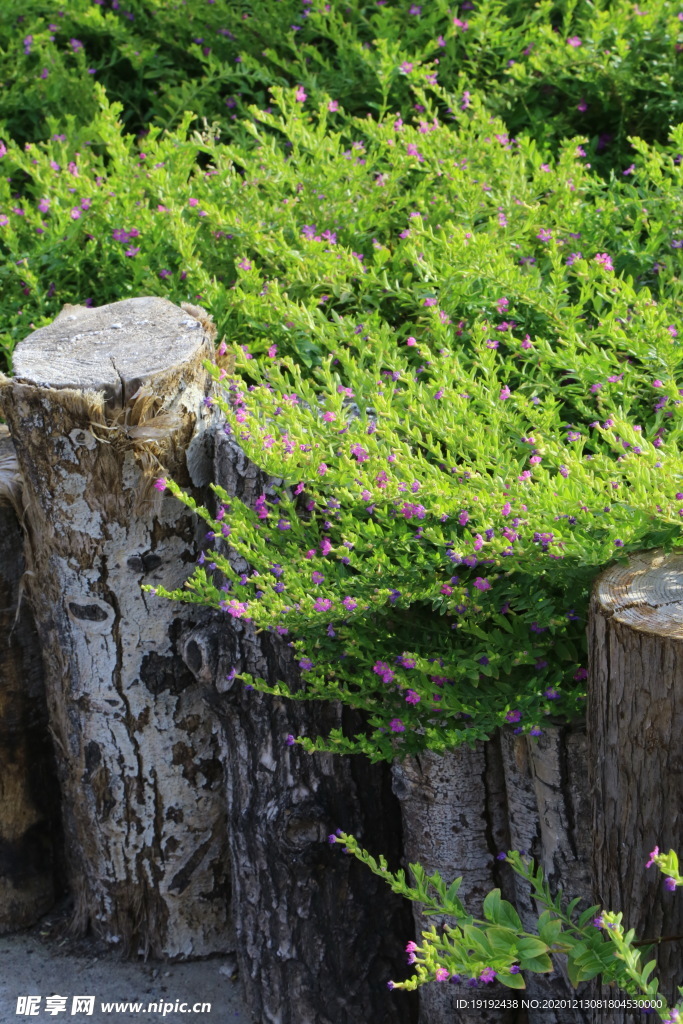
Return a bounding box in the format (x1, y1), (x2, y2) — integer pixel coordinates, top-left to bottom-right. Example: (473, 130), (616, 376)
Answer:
(286, 735), (296, 746)
(389, 718), (405, 733)
(222, 600), (249, 618)
(405, 690), (421, 704)
(595, 252), (614, 271)
(473, 577), (491, 591)
(342, 596), (357, 611)
(295, 85), (307, 102)
(311, 571), (325, 585)
(567, 35), (582, 47)
(299, 658), (314, 671)
(154, 478), (167, 491)
(373, 661), (395, 684)
(665, 877), (678, 891)
(480, 968), (496, 984)
(314, 598), (333, 612)
(505, 709), (522, 723)
(646, 846), (660, 869)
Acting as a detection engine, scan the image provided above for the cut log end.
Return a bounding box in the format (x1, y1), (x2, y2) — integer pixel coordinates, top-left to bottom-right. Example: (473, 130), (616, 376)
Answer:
(589, 549), (683, 1014)
(595, 548), (683, 639)
(10, 297), (215, 408)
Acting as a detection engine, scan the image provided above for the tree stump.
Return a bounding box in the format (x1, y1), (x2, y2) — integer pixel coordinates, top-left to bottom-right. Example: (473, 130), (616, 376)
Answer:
(177, 430), (417, 1024)
(589, 549), (683, 1014)
(0, 427), (60, 931)
(0, 298), (232, 958)
(391, 740), (516, 1024)
(500, 727), (593, 1024)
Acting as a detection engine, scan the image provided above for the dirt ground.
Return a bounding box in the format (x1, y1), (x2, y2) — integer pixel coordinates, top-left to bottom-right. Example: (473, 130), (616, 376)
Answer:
(0, 901), (252, 1024)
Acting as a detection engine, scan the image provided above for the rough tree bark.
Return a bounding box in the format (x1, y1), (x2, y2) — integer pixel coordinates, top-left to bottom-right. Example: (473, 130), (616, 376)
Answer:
(500, 727), (593, 1024)
(391, 740), (516, 1024)
(177, 430), (417, 1024)
(0, 427), (60, 931)
(0, 298), (232, 958)
(589, 549), (683, 1017)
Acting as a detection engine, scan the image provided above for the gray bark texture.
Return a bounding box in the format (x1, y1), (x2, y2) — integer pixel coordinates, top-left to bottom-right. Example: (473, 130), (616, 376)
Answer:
(177, 429), (417, 1024)
(589, 550), (683, 1019)
(392, 727), (594, 1024)
(391, 741), (516, 1024)
(0, 298), (232, 959)
(0, 427), (60, 931)
(500, 728), (593, 1024)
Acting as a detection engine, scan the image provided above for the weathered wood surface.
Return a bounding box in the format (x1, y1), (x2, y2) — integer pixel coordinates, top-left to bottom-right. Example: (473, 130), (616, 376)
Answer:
(391, 741), (516, 1024)
(0, 428), (60, 931)
(391, 727), (594, 1024)
(0, 298), (232, 958)
(501, 728), (593, 1024)
(178, 429), (417, 1024)
(589, 550), (683, 1019)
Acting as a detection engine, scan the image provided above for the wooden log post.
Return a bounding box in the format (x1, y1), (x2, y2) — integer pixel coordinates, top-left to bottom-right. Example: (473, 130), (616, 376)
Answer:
(391, 726), (594, 1024)
(0, 298), (232, 958)
(177, 430), (417, 1024)
(391, 740), (516, 1024)
(589, 549), (683, 1015)
(0, 427), (60, 931)
(500, 726), (593, 1024)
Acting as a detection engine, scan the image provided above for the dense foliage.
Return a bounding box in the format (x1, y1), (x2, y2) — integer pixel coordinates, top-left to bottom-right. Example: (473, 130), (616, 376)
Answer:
(2, 0), (682, 756)
(145, 93), (683, 759)
(3, 1), (683, 1010)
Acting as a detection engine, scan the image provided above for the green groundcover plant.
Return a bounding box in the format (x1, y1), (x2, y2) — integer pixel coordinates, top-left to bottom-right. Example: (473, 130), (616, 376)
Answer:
(328, 839), (683, 1020)
(123, 84), (683, 759)
(3, 0), (683, 178)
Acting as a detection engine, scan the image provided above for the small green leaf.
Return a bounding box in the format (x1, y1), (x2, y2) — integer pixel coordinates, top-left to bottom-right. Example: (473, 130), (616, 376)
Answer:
(518, 953), (554, 974)
(517, 937), (550, 959)
(483, 888), (502, 923)
(497, 900), (523, 932)
(499, 972), (526, 990)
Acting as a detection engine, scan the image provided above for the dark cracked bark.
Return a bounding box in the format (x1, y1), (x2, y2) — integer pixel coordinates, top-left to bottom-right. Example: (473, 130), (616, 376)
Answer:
(0, 427), (61, 931)
(588, 550), (683, 1021)
(0, 298), (232, 958)
(177, 429), (417, 1024)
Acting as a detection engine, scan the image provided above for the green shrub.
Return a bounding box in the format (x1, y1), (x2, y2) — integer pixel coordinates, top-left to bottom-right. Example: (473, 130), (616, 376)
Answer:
(329, 835), (683, 1019)
(3, 0), (683, 171)
(125, 88), (683, 758)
